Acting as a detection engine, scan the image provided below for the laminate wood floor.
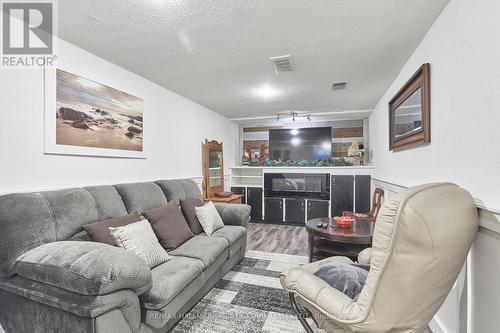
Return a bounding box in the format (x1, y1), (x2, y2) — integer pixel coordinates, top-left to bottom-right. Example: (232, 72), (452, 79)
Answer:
(247, 222), (309, 256)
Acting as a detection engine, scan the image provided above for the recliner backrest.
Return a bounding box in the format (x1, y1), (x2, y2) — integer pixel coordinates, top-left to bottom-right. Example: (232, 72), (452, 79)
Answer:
(353, 183), (478, 332)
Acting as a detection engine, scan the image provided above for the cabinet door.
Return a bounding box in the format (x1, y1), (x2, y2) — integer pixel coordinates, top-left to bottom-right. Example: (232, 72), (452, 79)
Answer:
(231, 187), (246, 204)
(307, 200), (329, 221)
(285, 198), (305, 225)
(355, 175), (371, 214)
(331, 175), (354, 217)
(264, 198), (283, 223)
(247, 187), (263, 221)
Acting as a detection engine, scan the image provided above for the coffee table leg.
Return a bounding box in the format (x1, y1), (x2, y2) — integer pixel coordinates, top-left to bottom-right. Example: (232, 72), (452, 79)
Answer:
(308, 233), (314, 263)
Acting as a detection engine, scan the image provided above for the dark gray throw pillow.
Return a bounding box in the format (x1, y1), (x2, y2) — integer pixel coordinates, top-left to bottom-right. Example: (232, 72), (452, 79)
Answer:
(83, 211), (141, 245)
(180, 199), (204, 234)
(143, 201), (194, 249)
(313, 262), (369, 300)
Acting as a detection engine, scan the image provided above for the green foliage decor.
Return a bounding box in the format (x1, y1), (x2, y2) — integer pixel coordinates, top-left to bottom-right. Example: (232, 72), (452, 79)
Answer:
(245, 158), (354, 167)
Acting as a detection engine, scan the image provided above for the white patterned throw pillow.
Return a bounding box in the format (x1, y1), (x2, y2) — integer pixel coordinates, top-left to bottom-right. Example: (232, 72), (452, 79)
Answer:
(195, 201), (224, 236)
(109, 219), (170, 268)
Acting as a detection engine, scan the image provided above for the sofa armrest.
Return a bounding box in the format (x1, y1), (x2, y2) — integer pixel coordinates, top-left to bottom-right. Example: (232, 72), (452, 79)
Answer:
(0, 275), (143, 333)
(357, 247), (372, 265)
(13, 241), (152, 296)
(214, 203), (251, 228)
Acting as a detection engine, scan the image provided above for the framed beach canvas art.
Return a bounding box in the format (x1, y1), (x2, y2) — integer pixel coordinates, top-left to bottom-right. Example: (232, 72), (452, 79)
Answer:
(45, 66), (145, 158)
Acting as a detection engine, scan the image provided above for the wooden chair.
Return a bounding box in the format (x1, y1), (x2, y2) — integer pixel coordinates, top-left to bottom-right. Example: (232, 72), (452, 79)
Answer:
(343, 187), (384, 222)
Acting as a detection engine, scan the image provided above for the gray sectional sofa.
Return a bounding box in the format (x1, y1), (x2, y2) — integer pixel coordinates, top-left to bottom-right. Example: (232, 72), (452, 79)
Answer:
(0, 179), (251, 333)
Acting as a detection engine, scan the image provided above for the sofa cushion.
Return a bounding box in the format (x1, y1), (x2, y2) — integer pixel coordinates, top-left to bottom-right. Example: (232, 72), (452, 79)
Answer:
(176, 179), (203, 200)
(207, 226), (247, 245)
(180, 199), (204, 234)
(114, 182), (167, 213)
(83, 211), (142, 246)
(43, 188), (99, 240)
(169, 235), (228, 267)
(110, 220), (171, 269)
(69, 230), (92, 242)
(14, 241), (152, 296)
(155, 179), (202, 205)
(143, 202), (194, 250)
(140, 256), (204, 310)
(155, 180), (186, 205)
(84, 185), (128, 220)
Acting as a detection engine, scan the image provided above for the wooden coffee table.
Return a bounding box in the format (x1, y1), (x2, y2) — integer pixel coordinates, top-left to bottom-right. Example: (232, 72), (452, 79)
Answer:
(306, 217), (374, 263)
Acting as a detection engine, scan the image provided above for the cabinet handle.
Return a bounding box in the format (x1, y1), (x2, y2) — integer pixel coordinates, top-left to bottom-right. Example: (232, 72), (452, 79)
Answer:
(302, 202), (305, 210)
(279, 201), (282, 208)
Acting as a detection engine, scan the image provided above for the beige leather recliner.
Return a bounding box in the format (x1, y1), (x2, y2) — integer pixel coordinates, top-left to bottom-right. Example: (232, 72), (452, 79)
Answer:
(281, 183), (479, 333)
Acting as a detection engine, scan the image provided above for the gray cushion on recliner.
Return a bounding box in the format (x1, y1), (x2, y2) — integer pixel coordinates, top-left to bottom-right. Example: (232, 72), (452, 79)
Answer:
(14, 241), (152, 296)
(140, 256), (204, 310)
(313, 261), (368, 300)
(169, 236), (228, 267)
(208, 226), (247, 245)
(84, 186), (128, 220)
(43, 188), (99, 240)
(114, 182), (167, 213)
(0, 193), (56, 276)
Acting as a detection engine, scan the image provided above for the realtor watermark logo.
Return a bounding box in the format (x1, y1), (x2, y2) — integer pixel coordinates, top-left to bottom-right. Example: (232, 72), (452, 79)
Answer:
(1, 0), (57, 68)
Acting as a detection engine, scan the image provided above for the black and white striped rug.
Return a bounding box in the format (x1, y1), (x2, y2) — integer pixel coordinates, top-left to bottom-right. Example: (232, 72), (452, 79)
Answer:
(172, 250), (323, 333)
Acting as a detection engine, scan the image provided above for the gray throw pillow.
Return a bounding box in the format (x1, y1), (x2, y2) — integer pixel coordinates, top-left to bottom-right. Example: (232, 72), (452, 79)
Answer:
(313, 262), (369, 300)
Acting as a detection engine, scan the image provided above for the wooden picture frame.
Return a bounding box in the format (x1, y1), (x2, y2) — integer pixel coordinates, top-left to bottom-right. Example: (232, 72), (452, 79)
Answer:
(389, 63), (430, 151)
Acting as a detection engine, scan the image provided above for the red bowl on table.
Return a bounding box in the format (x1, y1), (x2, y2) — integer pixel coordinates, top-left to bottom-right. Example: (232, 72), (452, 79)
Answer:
(333, 216), (355, 228)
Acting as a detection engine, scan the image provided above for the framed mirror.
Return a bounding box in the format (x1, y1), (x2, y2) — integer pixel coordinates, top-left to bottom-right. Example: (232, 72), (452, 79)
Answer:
(203, 139), (224, 198)
(389, 63), (430, 151)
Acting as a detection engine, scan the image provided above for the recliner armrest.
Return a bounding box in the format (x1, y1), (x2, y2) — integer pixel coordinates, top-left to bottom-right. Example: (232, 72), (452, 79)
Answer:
(357, 247), (372, 265)
(214, 203), (251, 228)
(13, 241), (152, 296)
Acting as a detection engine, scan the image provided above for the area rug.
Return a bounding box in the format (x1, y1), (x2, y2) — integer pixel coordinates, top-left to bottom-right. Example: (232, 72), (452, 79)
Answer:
(172, 250), (324, 333)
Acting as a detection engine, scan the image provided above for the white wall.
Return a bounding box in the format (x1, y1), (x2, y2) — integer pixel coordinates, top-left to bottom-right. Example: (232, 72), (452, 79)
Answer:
(0, 39), (239, 193)
(369, 0), (500, 332)
(369, 0), (500, 208)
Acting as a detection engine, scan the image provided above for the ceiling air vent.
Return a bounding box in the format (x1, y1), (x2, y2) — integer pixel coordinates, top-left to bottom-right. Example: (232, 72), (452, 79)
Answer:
(331, 81), (348, 91)
(270, 55), (295, 74)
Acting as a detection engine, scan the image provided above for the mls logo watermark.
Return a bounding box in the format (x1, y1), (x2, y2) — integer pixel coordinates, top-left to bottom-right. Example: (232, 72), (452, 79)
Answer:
(1, 1), (57, 68)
